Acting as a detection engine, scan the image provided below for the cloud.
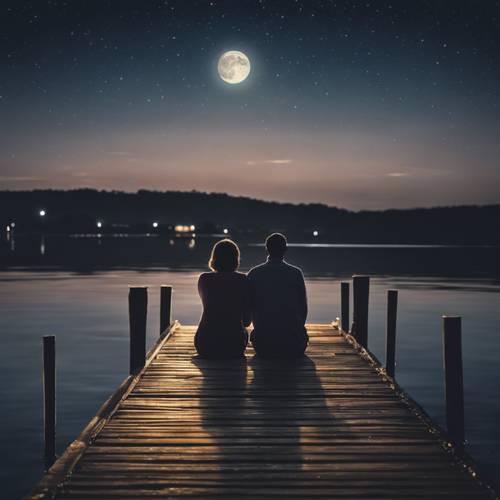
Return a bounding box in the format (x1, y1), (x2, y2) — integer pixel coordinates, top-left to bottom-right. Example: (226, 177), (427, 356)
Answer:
(387, 172), (411, 177)
(108, 151), (131, 156)
(386, 168), (453, 178)
(266, 159), (292, 164)
(246, 159), (292, 166)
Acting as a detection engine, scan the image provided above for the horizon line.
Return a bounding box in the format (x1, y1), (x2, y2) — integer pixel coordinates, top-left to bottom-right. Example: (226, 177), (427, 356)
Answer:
(0, 187), (499, 213)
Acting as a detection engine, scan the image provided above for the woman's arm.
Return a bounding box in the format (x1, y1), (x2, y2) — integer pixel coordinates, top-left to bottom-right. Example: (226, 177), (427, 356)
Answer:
(198, 273), (208, 308)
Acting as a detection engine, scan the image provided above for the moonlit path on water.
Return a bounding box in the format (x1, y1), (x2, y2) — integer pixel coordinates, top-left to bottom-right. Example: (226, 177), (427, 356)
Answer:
(0, 269), (499, 498)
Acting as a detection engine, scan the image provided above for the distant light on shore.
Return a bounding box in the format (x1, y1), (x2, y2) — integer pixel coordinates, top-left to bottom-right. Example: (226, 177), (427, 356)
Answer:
(96, 221), (103, 229)
(313, 230), (319, 237)
(153, 222), (159, 228)
(175, 224), (194, 233)
(39, 210), (46, 217)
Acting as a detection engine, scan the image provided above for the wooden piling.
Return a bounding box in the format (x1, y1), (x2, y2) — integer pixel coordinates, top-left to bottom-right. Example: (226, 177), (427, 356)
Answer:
(129, 286), (148, 374)
(352, 275), (370, 347)
(385, 289), (398, 378)
(160, 285), (173, 335)
(42, 335), (56, 469)
(340, 282), (350, 333)
(443, 315), (465, 452)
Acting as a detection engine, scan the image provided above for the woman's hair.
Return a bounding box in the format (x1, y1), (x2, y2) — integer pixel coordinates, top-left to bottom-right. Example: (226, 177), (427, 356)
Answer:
(209, 239), (240, 272)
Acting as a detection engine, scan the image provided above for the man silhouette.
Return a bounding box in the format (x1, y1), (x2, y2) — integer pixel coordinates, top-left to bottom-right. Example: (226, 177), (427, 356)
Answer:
(247, 233), (308, 358)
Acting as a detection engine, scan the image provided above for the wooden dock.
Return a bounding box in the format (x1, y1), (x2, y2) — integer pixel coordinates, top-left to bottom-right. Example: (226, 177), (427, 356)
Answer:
(28, 322), (496, 499)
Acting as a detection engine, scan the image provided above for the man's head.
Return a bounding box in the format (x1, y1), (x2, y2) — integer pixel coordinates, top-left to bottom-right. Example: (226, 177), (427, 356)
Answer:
(265, 233), (287, 260)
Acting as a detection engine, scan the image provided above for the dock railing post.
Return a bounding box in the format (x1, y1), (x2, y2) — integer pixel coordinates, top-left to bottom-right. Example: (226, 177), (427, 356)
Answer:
(160, 285), (173, 335)
(385, 290), (398, 378)
(443, 316), (465, 453)
(340, 282), (350, 333)
(129, 286), (148, 374)
(42, 335), (56, 469)
(352, 275), (370, 347)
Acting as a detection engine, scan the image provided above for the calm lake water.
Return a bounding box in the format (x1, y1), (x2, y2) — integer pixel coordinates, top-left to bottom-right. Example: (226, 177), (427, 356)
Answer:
(1, 235), (499, 499)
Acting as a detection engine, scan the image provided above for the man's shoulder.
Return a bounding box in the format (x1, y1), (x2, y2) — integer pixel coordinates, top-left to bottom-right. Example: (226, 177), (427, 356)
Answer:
(283, 261), (304, 276)
(248, 260), (304, 278)
(247, 262), (268, 278)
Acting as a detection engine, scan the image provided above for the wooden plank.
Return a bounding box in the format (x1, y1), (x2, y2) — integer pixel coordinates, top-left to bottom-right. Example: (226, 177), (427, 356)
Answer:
(26, 323), (497, 500)
(25, 322), (181, 500)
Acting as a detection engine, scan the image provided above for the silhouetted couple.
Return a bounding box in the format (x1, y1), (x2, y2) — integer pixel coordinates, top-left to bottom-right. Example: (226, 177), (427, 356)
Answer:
(195, 233), (308, 359)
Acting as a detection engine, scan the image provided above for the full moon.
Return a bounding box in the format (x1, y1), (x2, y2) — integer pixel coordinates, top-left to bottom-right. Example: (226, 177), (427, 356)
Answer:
(217, 51), (251, 84)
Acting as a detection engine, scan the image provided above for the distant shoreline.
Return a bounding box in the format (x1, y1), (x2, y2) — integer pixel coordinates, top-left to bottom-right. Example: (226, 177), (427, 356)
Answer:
(1, 189), (500, 245)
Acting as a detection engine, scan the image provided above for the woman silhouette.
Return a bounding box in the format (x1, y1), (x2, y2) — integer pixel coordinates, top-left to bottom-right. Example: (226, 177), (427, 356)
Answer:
(195, 239), (251, 358)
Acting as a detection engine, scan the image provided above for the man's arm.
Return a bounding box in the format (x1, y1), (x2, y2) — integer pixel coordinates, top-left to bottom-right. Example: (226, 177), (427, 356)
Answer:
(297, 270), (308, 325)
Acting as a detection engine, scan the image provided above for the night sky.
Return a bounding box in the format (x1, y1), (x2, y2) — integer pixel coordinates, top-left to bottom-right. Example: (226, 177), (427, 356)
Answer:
(1, 1), (499, 209)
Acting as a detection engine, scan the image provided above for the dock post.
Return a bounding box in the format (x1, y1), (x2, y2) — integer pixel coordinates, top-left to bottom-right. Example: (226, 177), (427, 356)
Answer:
(42, 335), (56, 469)
(340, 282), (350, 332)
(160, 285), (173, 335)
(352, 275), (370, 347)
(129, 286), (148, 374)
(443, 316), (465, 452)
(385, 290), (398, 378)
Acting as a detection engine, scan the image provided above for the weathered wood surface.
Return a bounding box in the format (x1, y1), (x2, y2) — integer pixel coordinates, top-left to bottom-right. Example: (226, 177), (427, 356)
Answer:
(29, 324), (495, 499)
